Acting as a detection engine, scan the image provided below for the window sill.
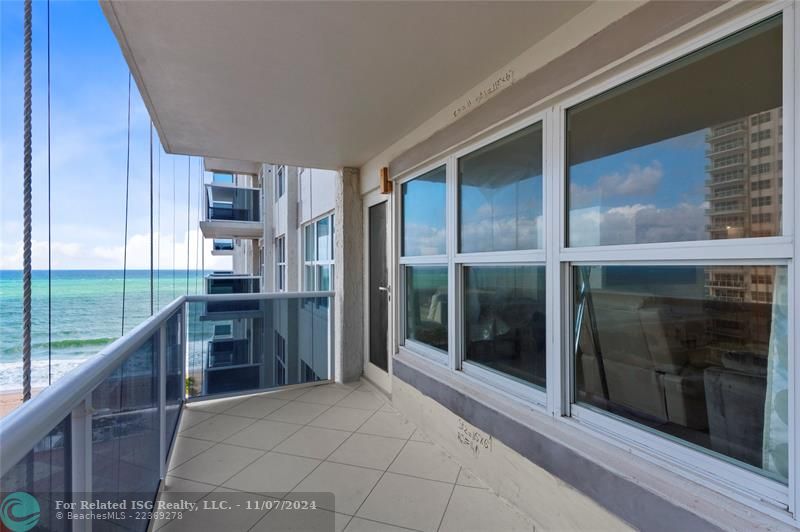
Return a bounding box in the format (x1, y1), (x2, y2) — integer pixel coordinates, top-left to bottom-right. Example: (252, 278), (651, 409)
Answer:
(393, 350), (794, 531)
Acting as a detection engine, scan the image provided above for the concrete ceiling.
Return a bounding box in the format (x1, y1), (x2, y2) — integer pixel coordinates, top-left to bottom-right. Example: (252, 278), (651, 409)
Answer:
(102, 1), (591, 170)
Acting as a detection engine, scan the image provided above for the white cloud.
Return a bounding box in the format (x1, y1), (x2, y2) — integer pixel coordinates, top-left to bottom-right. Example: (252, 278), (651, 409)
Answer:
(571, 162), (663, 208)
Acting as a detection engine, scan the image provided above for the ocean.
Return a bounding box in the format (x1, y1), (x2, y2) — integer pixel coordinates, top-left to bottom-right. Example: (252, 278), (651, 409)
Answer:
(0, 270), (207, 392)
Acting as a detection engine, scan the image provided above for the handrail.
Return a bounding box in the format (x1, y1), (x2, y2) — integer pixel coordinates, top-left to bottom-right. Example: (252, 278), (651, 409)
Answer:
(185, 290), (335, 302)
(0, 295), (186, 476)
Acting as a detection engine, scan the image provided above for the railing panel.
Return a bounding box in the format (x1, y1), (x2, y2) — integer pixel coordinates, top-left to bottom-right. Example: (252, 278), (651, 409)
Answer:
(165, 310), (184, 446)
(90, 336), (160, 532)
(0, 415), (71, 531)
(186, 294), (332, 400)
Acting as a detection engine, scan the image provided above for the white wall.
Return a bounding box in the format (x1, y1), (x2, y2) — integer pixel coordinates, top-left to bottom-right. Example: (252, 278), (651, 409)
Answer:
(299, 167), (337, 224)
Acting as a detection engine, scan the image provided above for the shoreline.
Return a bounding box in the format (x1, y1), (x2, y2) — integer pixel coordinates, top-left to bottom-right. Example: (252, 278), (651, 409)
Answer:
(0, 387), (44, 418)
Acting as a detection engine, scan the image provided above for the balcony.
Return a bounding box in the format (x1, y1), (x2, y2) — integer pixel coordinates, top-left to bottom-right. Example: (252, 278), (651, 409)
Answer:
(0, 292), (533, 532)
(211, 238), (234, 256)
(199, 184), (262, 239)
(705, 122), (746, 141)
(204, 274), (261, 316)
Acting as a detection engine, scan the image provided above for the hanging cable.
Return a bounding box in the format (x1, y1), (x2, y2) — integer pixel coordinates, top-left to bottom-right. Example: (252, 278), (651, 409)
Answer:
(186, 156), (191, 294)
(121, 72), (132, 335)
(157, 142), (161, 308)
(172, 157), (176, 299)
(149, 122), (154, 315)
(47, 0), (52, 386)
(21, 0), (33, 402)
(195, 158), (201, 293)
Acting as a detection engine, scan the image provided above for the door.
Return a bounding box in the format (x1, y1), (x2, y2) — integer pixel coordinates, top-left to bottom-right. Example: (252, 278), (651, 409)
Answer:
(365, 200), (390, 389)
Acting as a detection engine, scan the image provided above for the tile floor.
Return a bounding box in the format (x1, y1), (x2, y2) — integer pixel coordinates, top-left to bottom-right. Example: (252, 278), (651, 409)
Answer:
(155, 381), (535, 532)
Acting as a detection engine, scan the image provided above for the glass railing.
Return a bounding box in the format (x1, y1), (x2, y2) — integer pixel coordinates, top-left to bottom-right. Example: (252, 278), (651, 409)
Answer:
(205, 184), (260, 223)
(0, 292), (333, 531)
(212, 238), (234, 251)
(186, 293), (333, 399)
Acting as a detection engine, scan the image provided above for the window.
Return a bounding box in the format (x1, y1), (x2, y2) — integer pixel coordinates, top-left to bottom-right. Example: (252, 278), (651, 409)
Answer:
(751, 130), (771, 142)
(566, 16), (782, 245)
(275, 165), (286, 199)
(303, 214), (335, 291)
(752, 196), (772, 207)
(573, 265), (788, 483)
(458, 123), (543, 252)
(463, 266), (546, 388)
(275, 236), (286, 291)
(405, 266), (448, 352)
(274, 333), (287, 386)
(751, 146), (771, 158)
(212, 172), (234, 184)
(402, 166), (446, 256)
(751, 179), (771, 191)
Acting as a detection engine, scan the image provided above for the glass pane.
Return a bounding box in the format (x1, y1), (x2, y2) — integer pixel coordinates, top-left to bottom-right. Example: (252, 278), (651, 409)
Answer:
(573, 265), (788, 482)
(402, 166), (447, 256)
(165, 310), (184, 445)
(304, 265), (315, 291)
(464, 266), (546, 388)
(318, 265), (331, 291)
(305, 224), (315, 261)
(206, 185), (260, 222)
(405, 266), (448, 352)
(91, 337), (160, 531)
(186, 296), (331, 398)
(317, 217), (331, 261)
(567, 17), (782, 246)
(459, 123), (543, 252)
(0, 416), (71, 531)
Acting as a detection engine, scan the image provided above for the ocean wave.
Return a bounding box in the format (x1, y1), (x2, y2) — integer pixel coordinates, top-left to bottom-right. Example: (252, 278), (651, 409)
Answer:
(2, 337), (115, 356)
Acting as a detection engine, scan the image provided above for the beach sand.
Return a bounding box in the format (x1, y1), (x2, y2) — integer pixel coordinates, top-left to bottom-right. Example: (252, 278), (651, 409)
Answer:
(0, 388), (43, 418)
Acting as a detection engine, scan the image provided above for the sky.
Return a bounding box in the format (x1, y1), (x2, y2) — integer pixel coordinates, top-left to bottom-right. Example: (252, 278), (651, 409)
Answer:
(1, 0), (230, 270)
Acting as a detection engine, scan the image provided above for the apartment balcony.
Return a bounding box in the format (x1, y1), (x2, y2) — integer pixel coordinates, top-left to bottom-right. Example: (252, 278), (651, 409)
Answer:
(0, 293), (533, 532)
(199, 184), (262, 239)
(705, 142), (745, 157)
(204, 274), (261, 317)
(705, 122), (746, 141)
(211, 238), (234, 256)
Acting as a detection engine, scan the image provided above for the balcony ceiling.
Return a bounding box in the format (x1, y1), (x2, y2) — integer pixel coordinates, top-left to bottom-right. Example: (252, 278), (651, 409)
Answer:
(102, 1), (591, 170)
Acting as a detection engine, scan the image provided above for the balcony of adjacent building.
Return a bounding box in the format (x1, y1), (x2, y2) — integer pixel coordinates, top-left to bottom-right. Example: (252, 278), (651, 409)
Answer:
(705, 121), (747, 141)
(199, 183), (262, 240)
(204, 273), (262, 317)
(211, 238), (235, 256)
(0, 292), (535, 532)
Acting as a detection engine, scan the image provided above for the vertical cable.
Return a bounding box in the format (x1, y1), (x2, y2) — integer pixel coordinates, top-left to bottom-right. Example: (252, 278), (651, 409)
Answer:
(172, 157), (176, 299)
(149, 122), (154, 315)
(121, 72), (131, 335)
(21, 0), (33, 402)
(47, 0), (52, 386)
(157, 143), (161, 308)
(195, 159), (201, 293)
(186, 156), (190, 294)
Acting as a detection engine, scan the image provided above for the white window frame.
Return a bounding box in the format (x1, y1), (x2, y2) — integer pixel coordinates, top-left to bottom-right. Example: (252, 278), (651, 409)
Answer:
(391, 1), (799, 522)
(275, 236), (286, 292)
(302, 213), (335, 291)
(275, 165), (286, 200)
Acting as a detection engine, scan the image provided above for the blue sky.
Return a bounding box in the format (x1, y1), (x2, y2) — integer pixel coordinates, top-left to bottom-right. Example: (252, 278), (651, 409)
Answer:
(1, 0), (229, 270)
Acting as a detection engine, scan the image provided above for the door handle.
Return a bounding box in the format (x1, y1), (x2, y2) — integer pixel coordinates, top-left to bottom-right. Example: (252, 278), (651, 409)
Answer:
(377, 286), (390, 293)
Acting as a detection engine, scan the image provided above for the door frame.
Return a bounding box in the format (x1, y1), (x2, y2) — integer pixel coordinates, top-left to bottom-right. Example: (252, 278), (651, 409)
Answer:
(363, 189), (392, 393)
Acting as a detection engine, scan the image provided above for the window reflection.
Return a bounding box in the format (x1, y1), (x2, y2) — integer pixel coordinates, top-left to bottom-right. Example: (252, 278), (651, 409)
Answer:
(464, 266), (546, 388)
(402, 166), (447, 256)
(567, 17), (782, 246)
(574, 265), (788, 482)
(459, 123), (543, 252)
(405, 266), (448, 352)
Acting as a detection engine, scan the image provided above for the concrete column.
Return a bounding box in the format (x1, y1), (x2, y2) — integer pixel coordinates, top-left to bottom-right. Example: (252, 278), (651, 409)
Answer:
(261, 164), (275, 291)
(334, 167), (363, 383)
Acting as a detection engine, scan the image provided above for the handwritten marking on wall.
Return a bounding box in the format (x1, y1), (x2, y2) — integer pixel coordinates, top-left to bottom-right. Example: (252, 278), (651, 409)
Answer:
(457, 419), (493, 456)
(453, 70), (514, 120)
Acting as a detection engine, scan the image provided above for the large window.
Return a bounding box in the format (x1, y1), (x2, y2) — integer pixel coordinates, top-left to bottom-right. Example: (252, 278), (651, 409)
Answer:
(303, 214), (335, 291)
(396, 8), (794, 513)
(566, 16), (782, 247)
(459, 123), (543, 252)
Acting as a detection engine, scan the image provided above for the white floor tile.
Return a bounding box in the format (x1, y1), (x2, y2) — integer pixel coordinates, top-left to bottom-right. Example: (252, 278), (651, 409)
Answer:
(356, 472), (453, 532)
(296, 386), (353, 405)
(456, 467), (488, 489)
(273, 425), (351, 459)
(309, 406), (374, 432)
(388, 440), (460, 483)
(223, 419), (303, 451)
(328, 433), (406, 471)
(251, 506), (350, 532)
(289, 461), (382, 515)
(344, 517), (415, 532)
(438, 485), (534, 532)
(336, 390), (385, 411)
(356, 411), (415, 440)
(266, 400), (330, 424)
(185, 396), (245, 414)
(222, 451), (320, 495)
(223, 396), (289, 419)
(169, 443), (263, 485)
(178, 413), (255, 442)
(167, 436), (215, 470)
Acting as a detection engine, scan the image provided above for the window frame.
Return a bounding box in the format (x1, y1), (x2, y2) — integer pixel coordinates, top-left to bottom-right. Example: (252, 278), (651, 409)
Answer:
(391, 0), (798, 520)
(302, 213), (336, 291)
(275, 236), (286, 292)
(275, 165), (286, 200)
